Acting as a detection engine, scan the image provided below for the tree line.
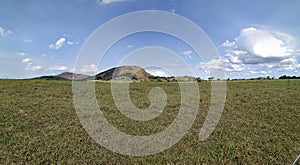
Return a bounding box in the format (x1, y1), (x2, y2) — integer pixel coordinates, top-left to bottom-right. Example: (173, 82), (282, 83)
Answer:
(278, 75), (300, 79)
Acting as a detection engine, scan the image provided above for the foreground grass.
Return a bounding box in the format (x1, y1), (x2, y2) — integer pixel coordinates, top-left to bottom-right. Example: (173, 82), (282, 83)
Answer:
(0, 79), (299, 164)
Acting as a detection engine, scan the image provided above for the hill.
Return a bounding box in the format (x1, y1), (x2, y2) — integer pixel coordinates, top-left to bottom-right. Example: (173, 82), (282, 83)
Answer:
(56, 72), (91, 80)
(95, 66), (151, 81)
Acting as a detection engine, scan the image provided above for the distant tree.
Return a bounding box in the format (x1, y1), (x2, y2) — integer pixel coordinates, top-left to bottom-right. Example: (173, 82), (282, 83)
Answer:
(279, 75), (300, 79)
(196, 77), (202, 82)
(279, 75), (287, 79)
(208, 77), (214, 81)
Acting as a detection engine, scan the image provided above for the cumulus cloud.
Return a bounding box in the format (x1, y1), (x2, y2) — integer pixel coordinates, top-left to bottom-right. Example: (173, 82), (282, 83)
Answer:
(260, 71), (268, 74)
(224, 62), (245, 72)
(96, 0), (127, 5)
(25, 65), (43, 71)
(22, 58), (32, 63)
(0, 26), (13, 37)
(24, 64), (43, 71)
(201, 59), (224, 71)
(30, 65), (43, 71)
(249, 71), (258, 74)
(222, 40), (235, 48)
(222, 27), (296, 62)
(67, 41), (74, 45)
(49, 65), (68, 71)
(20, 56), (43, 71)
(17, 52), (28, 56)
(49, 37), (66, 49)
(201, 58), (245, 73)
(263, 57), (299, 71)
(239, 28), (290, 58)
(279, 58), (298, 70)
(221, 27), (300, 72)
(80, 64), (97, 73)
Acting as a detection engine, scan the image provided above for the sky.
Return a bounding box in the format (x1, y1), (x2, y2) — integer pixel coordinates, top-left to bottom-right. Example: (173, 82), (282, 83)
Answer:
(0, 0), (300, 79)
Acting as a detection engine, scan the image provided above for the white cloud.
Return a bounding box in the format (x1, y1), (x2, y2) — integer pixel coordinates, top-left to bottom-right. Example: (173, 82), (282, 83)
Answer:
(80, 64), (97, 73)
(21, 56), (42, 71)
(49, 37), (66, 49)
(22, 58), (32, 63)
(31, 65), (43, 71)
(181, 50), (193, 55)
(0, 27), (4, 36)
(222, 40), (235, 48)
(24, 38), (32, 43)
(261, 57), (299, 71)
(0, 27), (13, 37)
(6, 30), (13, 35)
(21, 57), (42, 71)
(25, 65), (43, 71)
(17, 52), (27, 56)
(96, 0), (127, 5)
(234, 27), (294, 59)
(67, 41), (74, 45)
(280, 58), (297, 65)
(49, 65), (68, 71)
(146, 69), (168, 77)
(224, 52), (244, 64)
(278, 58), (298, 71)
(201, 59), (224, 71)
(249, 71), (258, 74)
(261, 71), (268, 74)
(181, 50), (193, 59)
(222, 27), (300, 73)
(23, 59), (42, 71)
(224, 63), (245, 72)
(214, 27), (300, 76)
(201, 58), (245, 73)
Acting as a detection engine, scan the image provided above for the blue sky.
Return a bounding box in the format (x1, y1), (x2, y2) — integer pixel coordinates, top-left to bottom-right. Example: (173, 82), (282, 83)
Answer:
(0, 0), (300, 79)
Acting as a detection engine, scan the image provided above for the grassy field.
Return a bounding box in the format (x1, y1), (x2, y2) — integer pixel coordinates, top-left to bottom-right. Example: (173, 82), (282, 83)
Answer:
(0, 79), (299, 164)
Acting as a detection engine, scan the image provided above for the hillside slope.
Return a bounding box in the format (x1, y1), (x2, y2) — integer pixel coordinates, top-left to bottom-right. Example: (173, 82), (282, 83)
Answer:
(95, 66), (151, 81)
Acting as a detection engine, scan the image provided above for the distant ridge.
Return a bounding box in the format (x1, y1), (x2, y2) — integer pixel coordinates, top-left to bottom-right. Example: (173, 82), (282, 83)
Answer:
(56, 72), (91, 80)
(32, 72), (90, 81)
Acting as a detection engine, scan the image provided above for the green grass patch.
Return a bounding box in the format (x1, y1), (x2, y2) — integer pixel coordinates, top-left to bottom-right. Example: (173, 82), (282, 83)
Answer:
(0, 79), (299, 164)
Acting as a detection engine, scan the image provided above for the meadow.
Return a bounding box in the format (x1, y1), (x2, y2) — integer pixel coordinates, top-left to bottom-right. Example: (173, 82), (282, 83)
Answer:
(0, 79), (299, 164)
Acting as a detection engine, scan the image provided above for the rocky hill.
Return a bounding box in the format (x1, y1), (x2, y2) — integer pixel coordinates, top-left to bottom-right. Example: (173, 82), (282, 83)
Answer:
(95, 66), (151, 81)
